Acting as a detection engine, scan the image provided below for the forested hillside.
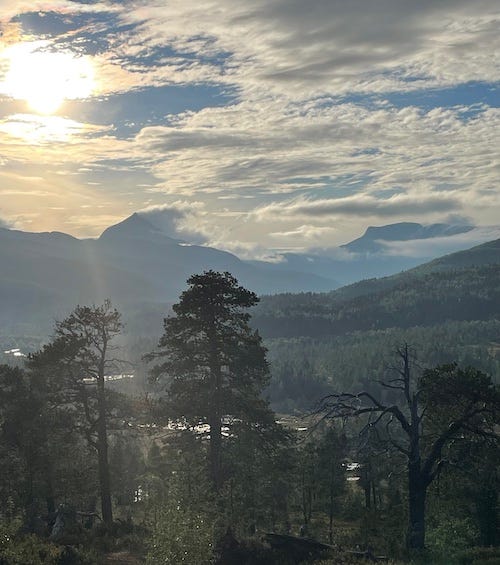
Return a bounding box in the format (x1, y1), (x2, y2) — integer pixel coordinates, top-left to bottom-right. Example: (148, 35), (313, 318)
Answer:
(266, 320), (500, 412)
(254, 264), (500, 338)
(252, 239), (500, 411)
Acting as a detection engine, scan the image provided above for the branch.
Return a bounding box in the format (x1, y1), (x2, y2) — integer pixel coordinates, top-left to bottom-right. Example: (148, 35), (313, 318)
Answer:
(376, 380), (405, 391)
(422, 405), (491, 484)
(385, 415), (410, 456)
(317, 390), (412, 437)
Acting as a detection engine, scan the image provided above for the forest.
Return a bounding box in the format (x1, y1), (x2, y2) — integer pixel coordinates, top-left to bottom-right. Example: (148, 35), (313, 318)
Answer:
(0, 270), (499, 565)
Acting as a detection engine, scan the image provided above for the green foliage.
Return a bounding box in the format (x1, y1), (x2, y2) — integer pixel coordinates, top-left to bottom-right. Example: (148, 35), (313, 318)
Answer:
(0, 534), (62, 565)
(28, 300), (125, 525)
(0, 521), (101, 565)
(265, 320), (500, 411)
(2, 269), (500, 564)
(427, 517), (480, 554)
(146, 476), (214, 565)
(150, 270), (271, 426)
(0, 363), (96, 524)
(110, 434), (146, 508)
(149, 271), (285, 492)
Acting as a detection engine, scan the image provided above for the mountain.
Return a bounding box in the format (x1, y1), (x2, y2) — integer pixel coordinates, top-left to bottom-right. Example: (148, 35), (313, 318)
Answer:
(341, 222), (474, 254)
(2, 217), (499, 411)
(96, 213), (337, 296)
(0, 223), (161, 333)
(415, 237), (500, 272)
(249, 222), (477, 286)
(0, 213), (496, 335)
(0, 215), (337, 334)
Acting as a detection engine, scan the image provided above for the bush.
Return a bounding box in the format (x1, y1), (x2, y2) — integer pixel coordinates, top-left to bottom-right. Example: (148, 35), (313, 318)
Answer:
(146, 501), (214, 565)
(0, 534), (62, 565)
(0, 534), (103, 565)
(427, 517), (480, 554)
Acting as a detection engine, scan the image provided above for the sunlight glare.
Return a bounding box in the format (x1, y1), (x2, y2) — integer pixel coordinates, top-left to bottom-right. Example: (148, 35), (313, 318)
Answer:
(0, 114), (95, 143)
(2, 42), (95, 115)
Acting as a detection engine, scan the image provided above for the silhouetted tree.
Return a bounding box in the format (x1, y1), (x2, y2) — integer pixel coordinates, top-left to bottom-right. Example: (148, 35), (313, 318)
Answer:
(149, 271), (276, 491)
(318, 345), (500, 551)
(31, 300), (123, 525)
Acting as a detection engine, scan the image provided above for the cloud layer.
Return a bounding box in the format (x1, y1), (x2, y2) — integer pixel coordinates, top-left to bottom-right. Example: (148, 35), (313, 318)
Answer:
(0, 0), (498, 254)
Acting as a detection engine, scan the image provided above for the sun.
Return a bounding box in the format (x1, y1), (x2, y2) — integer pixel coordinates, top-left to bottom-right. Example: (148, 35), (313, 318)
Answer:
(2, 42), (95, 115)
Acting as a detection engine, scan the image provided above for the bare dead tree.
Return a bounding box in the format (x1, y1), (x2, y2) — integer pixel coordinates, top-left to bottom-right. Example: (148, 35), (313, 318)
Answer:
(317, 344), (499, 551)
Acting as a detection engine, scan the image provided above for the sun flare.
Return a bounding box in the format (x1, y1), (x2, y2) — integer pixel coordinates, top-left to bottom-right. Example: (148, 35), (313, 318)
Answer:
(2, 42), (95, 115)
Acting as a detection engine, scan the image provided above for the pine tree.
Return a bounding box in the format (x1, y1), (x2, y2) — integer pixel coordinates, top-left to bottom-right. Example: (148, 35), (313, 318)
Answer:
(30, 300), (123, 525)
(149, 271), (277, 490)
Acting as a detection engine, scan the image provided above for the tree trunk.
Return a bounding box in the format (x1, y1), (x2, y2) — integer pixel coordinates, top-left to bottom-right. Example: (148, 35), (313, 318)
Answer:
(209, 390), (223, 490)
(329, 455), (335, 544)
(97, 375), (113, 525)
(329, 488), (334, 544)
(406, 357), (426, 551)
(208, 315), (223, 492)
(45, 464), (56, 516)
(406, 467), (426, 550)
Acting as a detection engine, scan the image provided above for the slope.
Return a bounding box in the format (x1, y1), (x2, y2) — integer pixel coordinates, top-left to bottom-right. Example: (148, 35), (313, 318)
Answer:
(253, 238), (500, 338)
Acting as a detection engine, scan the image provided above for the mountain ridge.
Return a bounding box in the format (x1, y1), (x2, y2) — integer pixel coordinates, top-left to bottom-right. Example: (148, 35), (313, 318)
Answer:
(341, 221), (474, 254)
(0, 214), (497, 335)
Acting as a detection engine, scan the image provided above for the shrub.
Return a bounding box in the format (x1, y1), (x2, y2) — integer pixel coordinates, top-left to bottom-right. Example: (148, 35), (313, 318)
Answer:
(146, 501), (214, 565)
(427, 517), (480, 554)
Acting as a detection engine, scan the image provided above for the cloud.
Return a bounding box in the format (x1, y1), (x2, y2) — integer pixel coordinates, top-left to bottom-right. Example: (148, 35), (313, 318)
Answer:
(114, 0), (500, 98)
(4, 1), (497, 99)
(0, 215), (12, 228)
(131, 103), (500, 209)
(0, 0), (499, 254)
(138, 202), (209, 244)
(0, 1), (115, 22)
(270, 225), (338, 240)
(255, 193), (463, 222)
(3, 97), (498, 249)
(0, 114), (111, 144)
(137, 203), (286, 260)
(380, 225), (500, 257)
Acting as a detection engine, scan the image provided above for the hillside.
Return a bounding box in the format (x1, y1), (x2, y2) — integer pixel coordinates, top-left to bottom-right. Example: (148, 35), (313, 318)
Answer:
(253, 237), (500, 338)
(249, 237), (500, 410)
(2, 214), (488, 335)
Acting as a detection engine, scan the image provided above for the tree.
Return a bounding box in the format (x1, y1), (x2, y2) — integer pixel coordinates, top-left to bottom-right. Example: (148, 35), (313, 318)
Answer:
(149, 271), (276, 491)
(315, 427), (347, 544)
(318, 345), (500, 551)
(0, 364), (42, 524)
(30, 300), (123, 525)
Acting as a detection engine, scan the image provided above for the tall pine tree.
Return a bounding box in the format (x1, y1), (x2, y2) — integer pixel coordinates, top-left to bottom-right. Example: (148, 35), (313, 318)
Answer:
(149, 271), (277, 491)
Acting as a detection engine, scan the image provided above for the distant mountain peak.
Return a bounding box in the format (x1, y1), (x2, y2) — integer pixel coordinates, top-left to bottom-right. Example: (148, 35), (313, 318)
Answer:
(99, 213), (177, 242)
(342, 222), (474, 254)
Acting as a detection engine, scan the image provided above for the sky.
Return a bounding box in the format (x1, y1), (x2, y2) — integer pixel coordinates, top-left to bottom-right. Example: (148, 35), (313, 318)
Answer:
(0, 0), (498, 259)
